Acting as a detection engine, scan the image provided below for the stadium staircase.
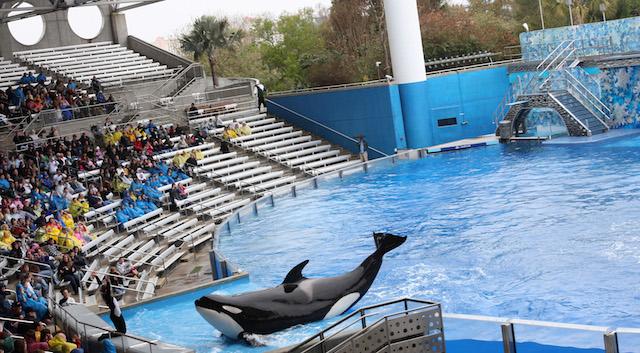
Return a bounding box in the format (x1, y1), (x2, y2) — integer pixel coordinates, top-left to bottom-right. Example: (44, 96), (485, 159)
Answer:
(496, 40), (612, 137)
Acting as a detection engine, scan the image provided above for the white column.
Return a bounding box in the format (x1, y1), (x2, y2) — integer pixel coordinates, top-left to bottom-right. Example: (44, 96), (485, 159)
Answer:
(383, 0), (426, 85)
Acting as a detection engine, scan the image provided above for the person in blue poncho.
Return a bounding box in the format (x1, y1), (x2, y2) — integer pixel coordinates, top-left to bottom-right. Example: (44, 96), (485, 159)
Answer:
(31, 187), (48, 203)
(115, 207), (129, 224)
(157, 172), (173, 186)
(36, 72), (47, 85)
(156, 161), (169, 175)
(125, 204), (144, 219)
(0, 176), (9, 190)
(147, 176), (162, 189)
(16, 273), (48, 321)
(51, 195), (69, 211)
(135, 196), (157, 213)
(170, 168), (188, 181)
(100, 338), (116, 353)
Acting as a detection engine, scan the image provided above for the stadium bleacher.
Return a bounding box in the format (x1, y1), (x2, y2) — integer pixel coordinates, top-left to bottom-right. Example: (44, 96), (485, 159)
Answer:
(190, 107), (361, 176)
(0, 56), (34, 91)
(14, 42), (177, 88)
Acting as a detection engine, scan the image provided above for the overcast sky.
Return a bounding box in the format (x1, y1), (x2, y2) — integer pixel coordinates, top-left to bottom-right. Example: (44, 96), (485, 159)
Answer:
(124, 0), (468, 42)
(125, 0), (333, 41)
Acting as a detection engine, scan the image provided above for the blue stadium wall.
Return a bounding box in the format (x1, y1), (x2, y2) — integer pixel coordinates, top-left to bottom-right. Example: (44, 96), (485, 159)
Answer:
(267, 84), (407, 157)
(268, 66), (509, 152)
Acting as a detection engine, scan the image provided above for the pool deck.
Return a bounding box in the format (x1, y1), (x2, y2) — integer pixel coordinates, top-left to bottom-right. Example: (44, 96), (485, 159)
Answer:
(424, 134), (499, 154)
(544, 129), (640, 145)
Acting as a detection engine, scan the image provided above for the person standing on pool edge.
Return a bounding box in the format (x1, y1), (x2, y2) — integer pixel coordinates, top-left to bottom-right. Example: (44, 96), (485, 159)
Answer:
(100, 277), (126, 334)
(357, 135), (369, 162)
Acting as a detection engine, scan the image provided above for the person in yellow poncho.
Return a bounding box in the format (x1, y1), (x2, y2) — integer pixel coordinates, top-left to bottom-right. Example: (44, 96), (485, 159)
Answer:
(124, 127), (136, 143)
(239, 122), (252, 136)
(103, 131), (114, 145)
(57, 229), (82, 250)
(48, 333), (77, 353)
(44, 218), (62, 243)
(222, 127), (238, 140)
(112, 129), (123, 145)
(173, 151), (190, 168)
(68, 196), (89, 219)
(0, 224), (15, 251)
(60, 211), (75, 230)
(194, 149), (204, 160)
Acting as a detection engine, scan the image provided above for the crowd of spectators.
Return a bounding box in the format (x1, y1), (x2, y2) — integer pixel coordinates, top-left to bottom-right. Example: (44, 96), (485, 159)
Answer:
(0, 73), (117, 129)
(0, 113), (213, 352)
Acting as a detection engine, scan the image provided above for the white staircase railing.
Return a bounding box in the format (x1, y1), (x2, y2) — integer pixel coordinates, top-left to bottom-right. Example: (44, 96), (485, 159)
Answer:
(151, 63), (205, 99)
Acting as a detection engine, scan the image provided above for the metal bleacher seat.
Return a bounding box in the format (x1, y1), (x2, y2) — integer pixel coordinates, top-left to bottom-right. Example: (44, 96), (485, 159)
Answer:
(13, 42), (177, 88)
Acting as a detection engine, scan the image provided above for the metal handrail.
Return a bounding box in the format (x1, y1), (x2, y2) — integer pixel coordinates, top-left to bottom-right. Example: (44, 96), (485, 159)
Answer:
(549, 91), (591, 134)
(564, 70), (610, 114)
(0, 255), (53, 271)
(565, 81), (610, 129)
(537, 40), (566, 70)
(269, 79), (390, 97)
(151, 63), (205, 99)
(82, 269), (157, 285)
(315, 303), (440, 353)
(291, 298), (439, 353)
(266, 99), (389, 158)
(540, 41), (575, 75)
(51, 297), (160, 347)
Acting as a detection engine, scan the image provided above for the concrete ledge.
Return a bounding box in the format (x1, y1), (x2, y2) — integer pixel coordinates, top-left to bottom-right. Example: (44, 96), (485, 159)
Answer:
(54, 303), (194, 353)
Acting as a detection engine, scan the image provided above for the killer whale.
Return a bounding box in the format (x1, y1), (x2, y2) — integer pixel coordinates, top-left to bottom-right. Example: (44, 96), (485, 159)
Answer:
(195, 232), (406, 339)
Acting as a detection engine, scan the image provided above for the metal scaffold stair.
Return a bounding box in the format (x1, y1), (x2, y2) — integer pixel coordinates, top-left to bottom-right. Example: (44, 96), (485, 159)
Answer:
(283, 298), (445, 353)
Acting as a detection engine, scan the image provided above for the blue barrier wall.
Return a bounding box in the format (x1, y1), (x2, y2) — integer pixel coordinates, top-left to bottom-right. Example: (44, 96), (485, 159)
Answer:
(520, 16), (640, 61)
(267, 84), (407, 156)
(268, 66), (509, 152)
(423, 66), (509, 146)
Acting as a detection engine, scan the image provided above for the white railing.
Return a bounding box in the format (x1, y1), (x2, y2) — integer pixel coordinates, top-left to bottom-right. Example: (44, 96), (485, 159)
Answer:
(150, 63), (205, 99)
(445, 312), (637, 353)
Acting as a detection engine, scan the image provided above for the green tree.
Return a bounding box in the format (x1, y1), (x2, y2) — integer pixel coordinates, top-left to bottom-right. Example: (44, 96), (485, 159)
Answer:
(179, 16), (242, 88)
(253, 9), (325, 91)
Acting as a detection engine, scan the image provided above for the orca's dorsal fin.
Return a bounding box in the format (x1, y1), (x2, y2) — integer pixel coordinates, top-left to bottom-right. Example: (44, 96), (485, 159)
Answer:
(282, 260), (309, 285)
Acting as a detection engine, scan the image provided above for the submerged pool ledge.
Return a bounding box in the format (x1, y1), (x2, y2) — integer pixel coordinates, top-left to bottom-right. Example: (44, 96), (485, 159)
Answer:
(544, 129), (640, 145)
(424, 135), (499, 154)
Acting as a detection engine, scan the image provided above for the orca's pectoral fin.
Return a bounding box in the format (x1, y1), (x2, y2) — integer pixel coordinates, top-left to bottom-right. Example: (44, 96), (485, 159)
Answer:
(282, 259), (309, 285)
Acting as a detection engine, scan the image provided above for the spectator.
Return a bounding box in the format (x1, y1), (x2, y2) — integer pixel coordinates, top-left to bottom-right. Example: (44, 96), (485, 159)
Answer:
(357, 134), (369, 162)
(90, 76), (101, 93)
(58, 288), (75, 307)
(239, 122), (251, 136)
(116, 257), (138, 278)
(16, 273), (48, 321)
(36, 72), (47, 85)
(57, 255), (80, 295)
(187, 103), (198, 117)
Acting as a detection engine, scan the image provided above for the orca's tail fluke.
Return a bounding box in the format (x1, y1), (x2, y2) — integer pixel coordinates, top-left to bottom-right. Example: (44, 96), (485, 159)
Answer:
(373, 233), (407, 254)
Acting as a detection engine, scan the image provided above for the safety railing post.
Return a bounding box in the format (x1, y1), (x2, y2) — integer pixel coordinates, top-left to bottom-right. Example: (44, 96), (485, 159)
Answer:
(319, 332), (326, 353)
(501, 323), (517, 353)
(604, 332), (620, 353)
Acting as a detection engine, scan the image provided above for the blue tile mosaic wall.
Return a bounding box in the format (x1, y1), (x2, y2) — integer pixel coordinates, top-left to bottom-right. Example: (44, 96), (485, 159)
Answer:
(597, 66), (640, 128)
(520, 17), (640, 61)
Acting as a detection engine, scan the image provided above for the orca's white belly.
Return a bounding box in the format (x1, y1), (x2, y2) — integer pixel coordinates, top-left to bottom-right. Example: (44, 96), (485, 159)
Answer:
(196, 306), (244, 338)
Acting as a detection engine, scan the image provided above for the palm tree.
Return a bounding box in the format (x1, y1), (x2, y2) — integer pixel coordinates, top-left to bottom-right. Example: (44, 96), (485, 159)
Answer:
(179, 16), (240, 88)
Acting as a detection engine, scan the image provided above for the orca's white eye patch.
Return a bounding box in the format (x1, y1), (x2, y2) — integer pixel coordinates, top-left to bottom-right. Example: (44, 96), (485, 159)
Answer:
(223, 305), (243, 314)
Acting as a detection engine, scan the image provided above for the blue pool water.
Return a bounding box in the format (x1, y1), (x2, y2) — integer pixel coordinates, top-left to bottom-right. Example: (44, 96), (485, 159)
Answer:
(124, 142), (640, 352)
